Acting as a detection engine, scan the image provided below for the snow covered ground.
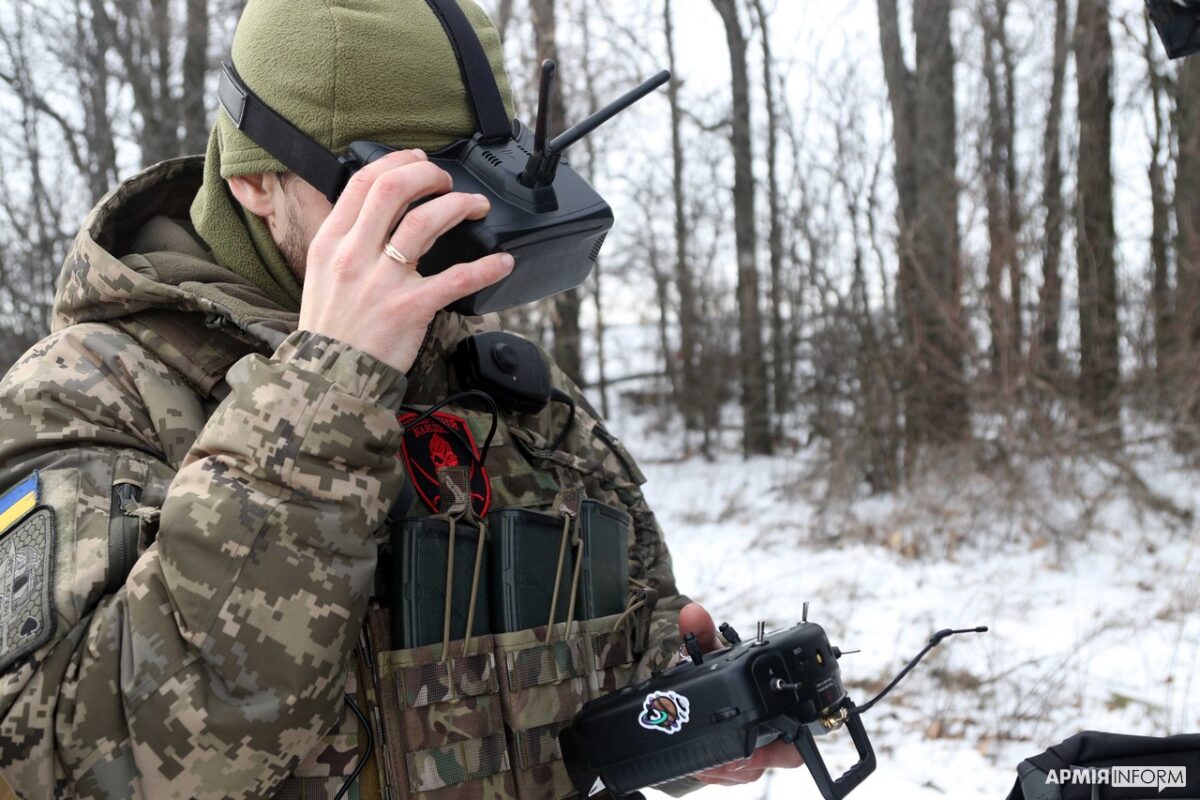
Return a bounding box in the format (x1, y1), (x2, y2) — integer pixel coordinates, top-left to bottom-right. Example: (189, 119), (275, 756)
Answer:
(600, 398), (1200, 800)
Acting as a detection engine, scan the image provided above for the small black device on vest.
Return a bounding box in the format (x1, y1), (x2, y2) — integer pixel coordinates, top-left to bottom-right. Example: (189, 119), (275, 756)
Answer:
(1148, 0), (1200, 59)
(216, 0), (670, 315)
(453, 331), (551, 415)
(559, 611), (987, 800)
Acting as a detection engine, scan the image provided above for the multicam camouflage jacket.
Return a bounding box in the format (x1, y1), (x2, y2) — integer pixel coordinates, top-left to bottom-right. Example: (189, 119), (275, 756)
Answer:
(0, 157), (689, 800)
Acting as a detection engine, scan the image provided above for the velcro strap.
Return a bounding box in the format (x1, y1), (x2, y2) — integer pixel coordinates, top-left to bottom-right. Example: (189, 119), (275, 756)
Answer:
(505, 638), (589, 692)
(632, 588), (659, 656)
(406, 733), (510, 792)
(397, 651), (497, 709)
(590, 628), (634, 672)
(515, 721), (570, 769)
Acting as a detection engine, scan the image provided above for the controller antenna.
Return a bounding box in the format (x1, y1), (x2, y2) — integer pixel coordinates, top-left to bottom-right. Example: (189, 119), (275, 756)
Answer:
(856, 626), (988, 714)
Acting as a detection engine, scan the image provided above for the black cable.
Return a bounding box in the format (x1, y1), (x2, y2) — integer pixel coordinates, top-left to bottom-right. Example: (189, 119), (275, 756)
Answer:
(548, 389), (576, 451)
(401, 389), (501, 467)
(335, 693), (375, 800)
(855, 626), (988, 714)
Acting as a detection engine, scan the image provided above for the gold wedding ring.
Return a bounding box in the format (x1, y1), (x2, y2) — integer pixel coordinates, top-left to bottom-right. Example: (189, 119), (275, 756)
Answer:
(384, 243), (417, 268)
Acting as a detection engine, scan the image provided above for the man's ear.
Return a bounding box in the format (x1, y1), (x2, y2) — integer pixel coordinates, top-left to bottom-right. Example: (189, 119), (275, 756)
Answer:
(227, 172), (281, 218)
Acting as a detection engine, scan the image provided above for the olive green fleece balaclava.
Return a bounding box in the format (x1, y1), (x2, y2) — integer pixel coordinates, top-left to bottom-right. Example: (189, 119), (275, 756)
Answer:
(190, 0), (516, 311)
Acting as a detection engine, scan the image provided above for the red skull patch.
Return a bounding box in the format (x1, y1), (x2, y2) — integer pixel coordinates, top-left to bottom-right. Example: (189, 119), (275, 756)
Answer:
(398, 411), (492, 517)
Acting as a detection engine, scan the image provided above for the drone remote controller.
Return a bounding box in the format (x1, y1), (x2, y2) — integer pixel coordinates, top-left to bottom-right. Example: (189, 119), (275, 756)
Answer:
(560, 606), (986, 800)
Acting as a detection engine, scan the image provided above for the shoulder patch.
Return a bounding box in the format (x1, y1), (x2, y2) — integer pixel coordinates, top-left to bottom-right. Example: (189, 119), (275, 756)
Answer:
(0, 506), (56, 671)
(0, 473), (38, 535)
(399, 412), (492, 518)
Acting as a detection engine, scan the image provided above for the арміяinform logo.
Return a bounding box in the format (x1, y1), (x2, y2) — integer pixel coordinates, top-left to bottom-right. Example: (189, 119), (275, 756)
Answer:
(1044, 765), (1187, 794)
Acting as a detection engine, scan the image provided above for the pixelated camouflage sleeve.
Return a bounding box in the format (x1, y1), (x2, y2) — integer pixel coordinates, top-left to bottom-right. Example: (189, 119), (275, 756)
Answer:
(0, 325), (407, 799)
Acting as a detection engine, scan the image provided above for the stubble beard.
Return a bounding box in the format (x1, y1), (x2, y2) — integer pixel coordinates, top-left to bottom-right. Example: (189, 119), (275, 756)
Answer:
(278, 183), (309, 283)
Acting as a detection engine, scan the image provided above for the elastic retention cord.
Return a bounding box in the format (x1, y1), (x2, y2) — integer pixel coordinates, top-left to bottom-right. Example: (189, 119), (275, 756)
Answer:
(440, 517), (458, 663)
(561, 519), (585, 641)
(612, 578), (651, 633)
(545, 513), (573, 645)
(611, 597), (646, 634)
(461, 520), (488, 658)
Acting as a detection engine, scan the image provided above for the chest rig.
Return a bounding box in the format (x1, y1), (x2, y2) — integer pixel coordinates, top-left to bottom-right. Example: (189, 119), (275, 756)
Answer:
(283, 315), (657, 800)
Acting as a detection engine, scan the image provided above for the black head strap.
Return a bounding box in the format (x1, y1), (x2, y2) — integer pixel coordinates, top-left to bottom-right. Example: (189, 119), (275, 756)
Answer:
(218, 62), (351, 203)
(216, 0), (512, 202)
(423, 0), (512, 142)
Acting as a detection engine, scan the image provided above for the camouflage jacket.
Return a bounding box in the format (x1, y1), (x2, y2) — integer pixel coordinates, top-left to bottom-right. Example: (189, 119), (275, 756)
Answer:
(0, 158), (688, 799)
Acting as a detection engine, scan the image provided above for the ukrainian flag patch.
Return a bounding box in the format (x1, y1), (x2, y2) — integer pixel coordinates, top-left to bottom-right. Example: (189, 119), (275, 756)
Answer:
(0, 472), (54, 670)
(0, 473), (38, 535)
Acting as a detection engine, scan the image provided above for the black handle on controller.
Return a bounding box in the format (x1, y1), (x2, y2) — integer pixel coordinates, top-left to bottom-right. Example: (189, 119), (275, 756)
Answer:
(793, 700), (876, 800)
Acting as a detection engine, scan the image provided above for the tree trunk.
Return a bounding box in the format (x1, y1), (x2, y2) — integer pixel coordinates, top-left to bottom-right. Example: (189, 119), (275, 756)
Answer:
(750, 0), (789, 419)
(150, 0), (177, 161)
(982, 3), (1010, 387)
(664, 0), (702, 433)
(876, 0), (919, 293)
(1144, 13), (1174, 396)
(711, 0), (773, 456)
(81, 0), (119, 203)
(981, 0), (1021, 393)
(1174, 57), (1200, 428)
(573, 0), (609, 418)
(496, 0), (516, 42)
(910, 0), (968, 444)
(529, 0), (583, 386)
(1035, 0), (1069, 382)
(879, 0), (969, 450)
(1075, 0), (1120, 428)
(999, 0), (1022, 359)
(182, 0), (210, 154)
(878, 0), (921, 465)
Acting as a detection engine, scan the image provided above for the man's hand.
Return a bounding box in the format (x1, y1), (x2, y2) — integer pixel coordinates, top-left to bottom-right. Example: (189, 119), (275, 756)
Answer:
(677, 604), (806, 786)
(299, 149), (514, 373)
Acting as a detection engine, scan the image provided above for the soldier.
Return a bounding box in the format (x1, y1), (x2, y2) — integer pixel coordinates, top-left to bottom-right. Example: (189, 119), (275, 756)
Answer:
(0, 0), (801, 797)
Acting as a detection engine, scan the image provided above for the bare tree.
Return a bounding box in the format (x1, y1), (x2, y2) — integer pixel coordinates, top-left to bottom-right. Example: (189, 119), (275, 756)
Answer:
(1075, 0), (1120, 429)
(573, 0), (610, 417)
(877, 0), (969, 456)
(1173, 50), (1200, 427)
(1033, 0), (1071, 382)
(980, 0), (1022, 394)
(663, 0), (703, 441)
(711, 0), (773, 456)
(0, 3), (73, 364)
(1143, 12), (1174, 396)
(529, 0), (584, 387)
(749, 0), (791, 419)
(182, 0), (210, 154)
(495, 0), (517, 42)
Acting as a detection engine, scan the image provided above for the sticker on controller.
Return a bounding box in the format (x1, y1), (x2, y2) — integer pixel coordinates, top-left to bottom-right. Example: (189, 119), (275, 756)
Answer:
(638, 690), (691, 735)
